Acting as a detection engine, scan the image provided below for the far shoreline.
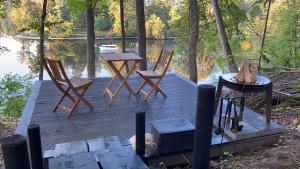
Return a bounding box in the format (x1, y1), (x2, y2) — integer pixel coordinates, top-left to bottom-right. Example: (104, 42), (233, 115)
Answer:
(15, 34), (176, 41)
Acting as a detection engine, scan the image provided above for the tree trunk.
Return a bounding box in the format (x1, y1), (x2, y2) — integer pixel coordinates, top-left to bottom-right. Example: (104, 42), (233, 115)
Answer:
(211, 0), (238, 72)
(38, 0), (48, 80)
(86, 2), (96, 78)
(135, 0), (147, 70)
(258, 0), (271, 72)
(120, 0), (129, 72)
(187, 0), (199, 83)
(120, 0), (125, 53)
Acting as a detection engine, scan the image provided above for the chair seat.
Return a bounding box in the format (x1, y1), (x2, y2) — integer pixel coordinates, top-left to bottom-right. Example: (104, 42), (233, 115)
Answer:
(70, 77), (92, 89)
(136, 70), (162, 79)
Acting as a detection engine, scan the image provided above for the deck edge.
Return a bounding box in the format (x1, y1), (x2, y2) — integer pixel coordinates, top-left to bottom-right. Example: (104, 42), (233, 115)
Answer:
(15, 80), (42, 136)
(148, 132), (281, 166)
(171, 72), (198, 88)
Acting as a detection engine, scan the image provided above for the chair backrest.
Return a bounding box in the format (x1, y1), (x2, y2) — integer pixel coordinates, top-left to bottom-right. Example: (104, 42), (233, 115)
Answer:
(153, 49), (174, 75)
(43, 58), (70, 86)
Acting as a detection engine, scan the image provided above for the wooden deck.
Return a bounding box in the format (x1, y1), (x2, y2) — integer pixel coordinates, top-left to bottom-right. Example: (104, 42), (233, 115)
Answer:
(16, 73), (282, 166)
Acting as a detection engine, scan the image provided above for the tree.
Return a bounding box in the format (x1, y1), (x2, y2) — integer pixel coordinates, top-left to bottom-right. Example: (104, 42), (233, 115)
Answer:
(211, 0), (238, 72)
(86, 1), (96, 78)
(39, 0), (48, 80)
(135, 0), (147, 70)
(187, 0), (199, 83)
(67, 0), (97, 78)
(258, 0), (271, 72)
(120, 0), (125, 53)
(109, 0), (136, 36)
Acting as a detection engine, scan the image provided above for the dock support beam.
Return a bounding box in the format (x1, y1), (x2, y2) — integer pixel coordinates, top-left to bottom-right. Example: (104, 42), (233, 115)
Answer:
(27, 124), (44, 169)
(193, 85), (215, 169)
(1, 134), (31, 169)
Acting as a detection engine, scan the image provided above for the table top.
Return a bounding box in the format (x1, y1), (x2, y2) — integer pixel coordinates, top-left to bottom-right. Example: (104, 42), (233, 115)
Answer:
(101, 52), (142, 61)
(221, 73), (271, 86)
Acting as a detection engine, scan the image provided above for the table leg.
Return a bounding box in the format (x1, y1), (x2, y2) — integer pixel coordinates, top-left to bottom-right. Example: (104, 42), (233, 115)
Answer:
(103, 61), (127, 95)
(239, 93), (245, 121)
(265, 83), (272, 123)
(108, 61), (138, 101)
(215, 77), (223, 113)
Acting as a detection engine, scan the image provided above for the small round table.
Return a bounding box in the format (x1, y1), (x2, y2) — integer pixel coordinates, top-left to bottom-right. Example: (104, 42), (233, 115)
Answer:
(215, 73), (272, 123)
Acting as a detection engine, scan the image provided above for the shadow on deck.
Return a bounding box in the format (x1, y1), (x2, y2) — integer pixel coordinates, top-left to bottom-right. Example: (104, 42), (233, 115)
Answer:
(16, 73), (282, 165)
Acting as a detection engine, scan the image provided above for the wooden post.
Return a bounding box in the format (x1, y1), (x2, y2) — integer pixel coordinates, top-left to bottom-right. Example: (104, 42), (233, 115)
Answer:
(193, 85), (215, 169)
(1, 134), (31, 169)
(136, 112), (145, 157)
(27, 124), (44, 169)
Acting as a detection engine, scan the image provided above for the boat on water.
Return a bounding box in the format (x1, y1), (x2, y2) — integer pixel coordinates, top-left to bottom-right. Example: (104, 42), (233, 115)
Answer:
(99, 44), (120, 53)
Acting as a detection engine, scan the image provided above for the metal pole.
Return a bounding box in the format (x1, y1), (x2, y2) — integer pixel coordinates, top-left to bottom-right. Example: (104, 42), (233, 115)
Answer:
(136, 112), (145, 157)
(27, 124), (44, 169)
(1, 134), (31, 169)
(193, 84), (215, 169)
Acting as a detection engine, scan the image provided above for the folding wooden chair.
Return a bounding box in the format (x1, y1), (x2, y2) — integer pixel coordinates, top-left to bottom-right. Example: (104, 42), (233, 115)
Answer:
(43, 58), (94, 118)
(136, 49), (174, 101)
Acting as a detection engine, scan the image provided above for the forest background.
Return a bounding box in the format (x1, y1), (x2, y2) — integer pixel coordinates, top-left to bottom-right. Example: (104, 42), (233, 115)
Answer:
(1, 0), (300, 69)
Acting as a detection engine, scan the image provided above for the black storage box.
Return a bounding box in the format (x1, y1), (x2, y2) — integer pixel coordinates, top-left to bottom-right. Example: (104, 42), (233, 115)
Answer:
(151, 118), (195, 154)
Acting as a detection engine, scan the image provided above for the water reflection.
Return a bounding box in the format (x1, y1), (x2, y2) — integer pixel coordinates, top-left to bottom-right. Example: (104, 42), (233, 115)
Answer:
(0, 36), (222, 83)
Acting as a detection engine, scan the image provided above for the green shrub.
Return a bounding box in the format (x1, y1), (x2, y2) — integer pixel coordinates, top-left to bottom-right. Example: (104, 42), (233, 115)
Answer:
(0, 73), (34, 118)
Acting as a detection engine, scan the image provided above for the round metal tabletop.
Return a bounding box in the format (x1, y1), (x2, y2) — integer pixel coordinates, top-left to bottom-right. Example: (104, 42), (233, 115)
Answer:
(221, 73), (271, 86)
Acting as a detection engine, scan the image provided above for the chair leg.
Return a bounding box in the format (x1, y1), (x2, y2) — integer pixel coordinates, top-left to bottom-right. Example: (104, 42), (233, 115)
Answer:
(136, 81), (147, 95)
(142, 76), (166, 97)
(137, 74), (167, 101)
(67, 98), (81, 118)
(73, 86), (94, 110)
(66, 87), (91, 118)
(79, 89), (94, 109)
(53, 87), (71, 112)
(147, 79), (166, 97)
(144, 87), (156, 101)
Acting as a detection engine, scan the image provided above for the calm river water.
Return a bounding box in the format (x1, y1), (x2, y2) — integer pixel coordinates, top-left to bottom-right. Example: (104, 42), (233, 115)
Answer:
(0, 36), (224, 84)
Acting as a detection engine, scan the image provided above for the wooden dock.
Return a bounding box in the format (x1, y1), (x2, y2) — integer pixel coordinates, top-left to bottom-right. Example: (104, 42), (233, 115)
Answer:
(16, 73), (283, 167)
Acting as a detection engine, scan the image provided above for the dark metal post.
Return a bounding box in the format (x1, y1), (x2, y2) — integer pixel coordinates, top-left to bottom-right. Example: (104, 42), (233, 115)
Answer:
(27, 124), (44, 169)
(136, 112), (145, 157)
(193, 85), (215, 169)
(1, 134), (30, 169)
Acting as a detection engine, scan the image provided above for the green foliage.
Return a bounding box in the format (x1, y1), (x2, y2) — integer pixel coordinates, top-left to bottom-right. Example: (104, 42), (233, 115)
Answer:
(168, 1), (189, 40)
(9, 0), (41, 31)
(265, 0), (300, 67)
(146, 14), (165, 39)
(66, 0), (93, 17)
(219, 0), (247, 37)
(145, 0), (171, 30)
(0, 0), (19, 19)
(0, 73), (34, 118)
(109, 0), (137, 36)
(8, 0), (69, 36)
(4, 0), (300, 71)
(95, 0), (112, 31)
